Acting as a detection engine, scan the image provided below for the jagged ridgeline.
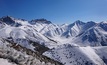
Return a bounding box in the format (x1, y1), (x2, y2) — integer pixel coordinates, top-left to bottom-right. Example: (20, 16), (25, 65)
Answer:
(0, 16), (107, 65)
(0, 16), (63, 65)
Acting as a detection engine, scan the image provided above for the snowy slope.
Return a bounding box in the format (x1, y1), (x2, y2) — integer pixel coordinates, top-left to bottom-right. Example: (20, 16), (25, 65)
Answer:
(0, 58), (16, 65)
(0, 38), (63, 65)
(43, 44), (105, 65)
(93, 46), (107, 64)
(1, 16), (107, 47)
(0, 16), (107, 65)
(0, 20), (56, 50)
(72, 22), (107, 46)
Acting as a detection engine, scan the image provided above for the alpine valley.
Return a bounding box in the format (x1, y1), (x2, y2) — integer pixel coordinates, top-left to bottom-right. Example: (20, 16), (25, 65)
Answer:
(0, 16), (107, 65)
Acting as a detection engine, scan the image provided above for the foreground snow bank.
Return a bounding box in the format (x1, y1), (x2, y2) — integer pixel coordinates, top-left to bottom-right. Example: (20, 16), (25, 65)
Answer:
(0, 58), (16, 65)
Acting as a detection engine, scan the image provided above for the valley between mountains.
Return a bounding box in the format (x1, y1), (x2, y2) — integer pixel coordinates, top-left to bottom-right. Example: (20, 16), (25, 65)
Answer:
(0, 16), (107, 65)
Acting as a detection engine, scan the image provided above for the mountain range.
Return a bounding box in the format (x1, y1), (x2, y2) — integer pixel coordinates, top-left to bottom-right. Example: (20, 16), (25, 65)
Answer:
(0, 16), (107, 65)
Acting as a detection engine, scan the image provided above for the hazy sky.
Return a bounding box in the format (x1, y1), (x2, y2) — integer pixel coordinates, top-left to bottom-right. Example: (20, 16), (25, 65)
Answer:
(0, 0), (107, 24)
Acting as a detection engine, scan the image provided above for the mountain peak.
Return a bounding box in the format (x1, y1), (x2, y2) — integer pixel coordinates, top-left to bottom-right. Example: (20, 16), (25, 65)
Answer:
(0, 16), (23, 27)
(0, 16), (15, 25)
(87, 21), (95, 23)
(86, 21), (96, 25)
(74, 20), (85, 25)
(30, 18), (52, 24)
(1, 15), (14, 20)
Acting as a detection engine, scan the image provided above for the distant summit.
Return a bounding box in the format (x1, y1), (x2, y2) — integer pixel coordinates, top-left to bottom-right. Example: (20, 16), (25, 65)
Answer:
(73, 20), (85, 25)
(30, 18), (52, 24)
(0, 16), (15, 25)
(0, 16), (28, 27)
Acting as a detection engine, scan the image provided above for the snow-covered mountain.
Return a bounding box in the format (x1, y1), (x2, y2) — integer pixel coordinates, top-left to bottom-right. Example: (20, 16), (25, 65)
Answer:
(1, 16), (107, 47)
(0, 16), (107, 65)
(72, 22), (107, 46)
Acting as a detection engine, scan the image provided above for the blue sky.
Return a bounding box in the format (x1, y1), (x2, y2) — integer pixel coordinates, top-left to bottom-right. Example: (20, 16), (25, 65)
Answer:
(0, 0), (107, 24)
